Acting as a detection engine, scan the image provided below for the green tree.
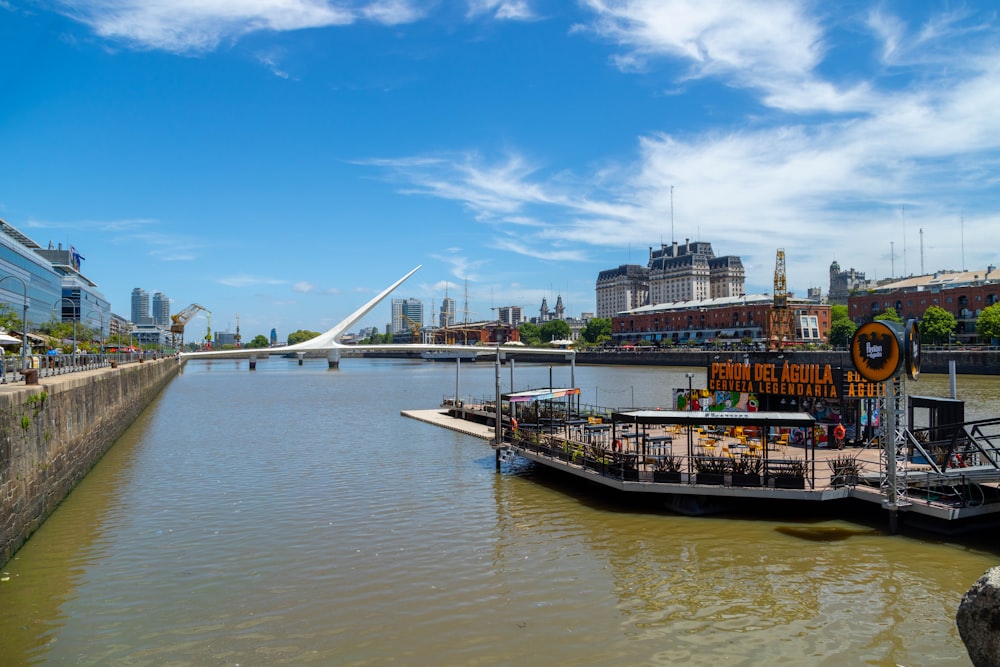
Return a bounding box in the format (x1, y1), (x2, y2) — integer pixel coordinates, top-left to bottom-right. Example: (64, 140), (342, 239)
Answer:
(827, 319), (857, 348)
(580, 317), (612, 344)
(0, 303), (24, 333)
(286, 329), (321, 345)
(874, 307), (903, 323)
(830, 304), (849, 324)
(519, 322), (541, 346)
(918, 306), (956, 345)
(977, 303), (1000, 343)
(539, 320), (571, 343)
(246, 334), (270, 348)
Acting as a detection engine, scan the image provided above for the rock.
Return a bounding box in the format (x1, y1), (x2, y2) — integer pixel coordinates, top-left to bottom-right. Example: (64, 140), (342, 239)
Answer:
(957, 567), (1000, 667)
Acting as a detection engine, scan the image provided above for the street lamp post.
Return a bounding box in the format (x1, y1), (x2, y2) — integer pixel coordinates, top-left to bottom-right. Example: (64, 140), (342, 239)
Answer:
(685, 372), (695, 411)
(53, 297), (78, 369)
(88, 309), (106, 366)
(0, 275), (30, 372)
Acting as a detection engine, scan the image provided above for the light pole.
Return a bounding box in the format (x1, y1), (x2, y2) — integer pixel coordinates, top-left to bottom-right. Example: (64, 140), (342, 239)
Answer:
(685, 372), (695, 411)
(88, 309), (106, 365)
(0, 275), (30, 372)
(53, 297), (78, 368)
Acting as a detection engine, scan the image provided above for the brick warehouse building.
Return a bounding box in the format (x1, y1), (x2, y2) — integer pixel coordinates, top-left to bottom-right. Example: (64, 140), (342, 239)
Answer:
(612, 294), (830, 347)
(847, 267), (1000, 344)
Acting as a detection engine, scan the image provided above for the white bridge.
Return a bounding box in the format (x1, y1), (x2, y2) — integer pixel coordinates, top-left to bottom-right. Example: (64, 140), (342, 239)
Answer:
(180, 265), (575, 366)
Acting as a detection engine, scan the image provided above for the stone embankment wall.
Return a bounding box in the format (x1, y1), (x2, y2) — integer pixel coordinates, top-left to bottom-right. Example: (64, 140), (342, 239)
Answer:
(0, 359), (179, 567)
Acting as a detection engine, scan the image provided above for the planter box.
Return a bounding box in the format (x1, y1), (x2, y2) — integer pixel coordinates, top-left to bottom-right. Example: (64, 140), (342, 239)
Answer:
(731, 473), (762, 487)
(696, 472), (725, 486)
(770, 476), (806, 489)
(831, 473), (859, 488)
(653, 471), (682, 483)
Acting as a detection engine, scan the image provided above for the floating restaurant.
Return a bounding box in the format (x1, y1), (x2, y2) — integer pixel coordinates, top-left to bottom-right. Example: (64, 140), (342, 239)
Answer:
(421, 319), (1000, 533)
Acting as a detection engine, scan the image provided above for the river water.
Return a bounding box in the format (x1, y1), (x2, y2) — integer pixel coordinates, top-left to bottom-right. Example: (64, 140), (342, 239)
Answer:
(1, 359), (997, 666)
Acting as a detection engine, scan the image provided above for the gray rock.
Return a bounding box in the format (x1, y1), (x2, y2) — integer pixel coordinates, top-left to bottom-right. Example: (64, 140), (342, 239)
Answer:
(957, 567), (1000, 667)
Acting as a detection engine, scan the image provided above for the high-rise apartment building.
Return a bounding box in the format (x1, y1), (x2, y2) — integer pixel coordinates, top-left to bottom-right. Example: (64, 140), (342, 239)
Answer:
(440, 297), (456, 328)
(131, 288), (152, 325)
(392, 298), (424, 335)
(152, 292), (170, 326)
(497, 305), (522, 326)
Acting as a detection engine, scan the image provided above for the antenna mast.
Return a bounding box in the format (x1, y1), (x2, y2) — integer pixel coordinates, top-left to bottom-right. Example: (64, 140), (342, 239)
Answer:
(670, 185), (675, 244)
(920, 228), (924, 275)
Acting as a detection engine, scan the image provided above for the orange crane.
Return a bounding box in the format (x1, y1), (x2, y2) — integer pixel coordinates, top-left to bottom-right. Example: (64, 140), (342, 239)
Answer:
(170, 303), (208, 350)
(767, 249), (795, 351)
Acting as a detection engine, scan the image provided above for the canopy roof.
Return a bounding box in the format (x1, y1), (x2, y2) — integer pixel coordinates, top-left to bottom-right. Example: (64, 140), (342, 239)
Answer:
(505, 387), (581, 403)
(611, 409), (815, 428)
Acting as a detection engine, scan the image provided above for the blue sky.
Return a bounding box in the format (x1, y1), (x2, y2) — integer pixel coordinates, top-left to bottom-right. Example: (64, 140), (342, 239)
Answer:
(2, 1), (999, 340)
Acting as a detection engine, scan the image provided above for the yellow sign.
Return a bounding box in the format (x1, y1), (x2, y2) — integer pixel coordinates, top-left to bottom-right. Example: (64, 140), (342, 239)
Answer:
(709, 360), (839, 398)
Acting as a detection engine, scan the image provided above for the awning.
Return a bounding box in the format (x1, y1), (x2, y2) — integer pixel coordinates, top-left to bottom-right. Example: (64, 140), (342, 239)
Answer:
(505, 388), (581, 403)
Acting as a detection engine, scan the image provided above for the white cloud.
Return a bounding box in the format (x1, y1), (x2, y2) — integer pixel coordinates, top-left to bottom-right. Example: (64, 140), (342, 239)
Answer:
(218, 275), (288, 288)
(55, 0), (423, 53)
(467, 0), (535, 21)
(293, 281), (315, 293)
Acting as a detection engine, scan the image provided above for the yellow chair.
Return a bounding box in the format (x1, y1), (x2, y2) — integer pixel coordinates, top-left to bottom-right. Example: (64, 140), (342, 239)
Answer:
(747, 442), (764, 457)
(721, 445), (734, 458)
(774, 434), (789, 453)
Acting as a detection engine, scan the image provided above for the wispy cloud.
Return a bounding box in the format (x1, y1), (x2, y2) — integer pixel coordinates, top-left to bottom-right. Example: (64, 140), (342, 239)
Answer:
(365, 3), (1000, 289)
(54, 0), (424, 53)
(292, 281), (315, 293)
(467, 0), (536, 21)
(218, 275), (288, 288)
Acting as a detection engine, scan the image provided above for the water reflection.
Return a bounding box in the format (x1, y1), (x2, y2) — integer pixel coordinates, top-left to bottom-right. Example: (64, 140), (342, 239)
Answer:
(0, 360), (996, 665)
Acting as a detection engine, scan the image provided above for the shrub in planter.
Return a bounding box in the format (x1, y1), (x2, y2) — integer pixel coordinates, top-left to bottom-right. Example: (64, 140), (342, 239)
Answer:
(731, 455), (763, 487)
(827, 455), (862, 487)
(695, 456), (730, 485)
(767, 459), (806, 489)
(653, 454), (683, 483)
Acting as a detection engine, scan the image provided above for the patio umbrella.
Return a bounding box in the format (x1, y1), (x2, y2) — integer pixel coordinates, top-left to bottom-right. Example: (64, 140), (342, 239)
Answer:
(0, 333), (21, 345)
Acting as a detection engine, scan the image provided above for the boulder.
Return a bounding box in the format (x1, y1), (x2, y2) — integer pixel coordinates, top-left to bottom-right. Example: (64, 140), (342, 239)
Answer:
(957, 567), (1000, 667)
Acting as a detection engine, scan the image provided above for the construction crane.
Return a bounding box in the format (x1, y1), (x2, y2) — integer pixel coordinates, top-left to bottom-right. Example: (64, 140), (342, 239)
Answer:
(203, 310), (213, 350)
(402, 314), (422, 344)
(170, 303), (208, 350)
(767, 248), (795, 351)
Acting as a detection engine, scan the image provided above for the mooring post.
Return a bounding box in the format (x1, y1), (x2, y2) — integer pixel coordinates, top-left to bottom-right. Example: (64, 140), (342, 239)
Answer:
(249, 354), (256, 371)
(296, 352), (305, 366)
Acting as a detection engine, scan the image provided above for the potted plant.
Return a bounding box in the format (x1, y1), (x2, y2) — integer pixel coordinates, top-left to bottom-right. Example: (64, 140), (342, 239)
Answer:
(731, 455), (763, 487)
(652, 455), (682, 483)
(694, 456), (729, 485)
(767, 459), (806, 489)
(827, 455), (862, 487)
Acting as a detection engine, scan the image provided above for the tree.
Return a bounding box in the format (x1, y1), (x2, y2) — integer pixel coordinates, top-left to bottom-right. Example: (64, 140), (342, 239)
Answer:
(287, 329), (321, 345)
(519, 322), (541, 346)
(246, 334), (270, 348)
(977, 303), (1000, 343)
(0, 303), (23, 333)
(827, 319), (857, 348)
(919, 306), (956, 345)
(539, 319), (571, 343)
(581, 317), (612, 344)
(830, 304), (849, 324)
(874, 307), (903, 323)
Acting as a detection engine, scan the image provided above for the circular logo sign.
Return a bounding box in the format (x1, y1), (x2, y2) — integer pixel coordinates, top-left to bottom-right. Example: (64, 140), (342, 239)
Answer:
(905, 319), (921, 381)
(850, 321), (902, 382)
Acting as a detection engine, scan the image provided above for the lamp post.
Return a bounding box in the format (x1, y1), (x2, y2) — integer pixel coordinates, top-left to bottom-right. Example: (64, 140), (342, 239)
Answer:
(53, 297), (78, 368)
(0, 275), (29, 372)
(685, 372), (694, 411)
(88, 309), (106, 365)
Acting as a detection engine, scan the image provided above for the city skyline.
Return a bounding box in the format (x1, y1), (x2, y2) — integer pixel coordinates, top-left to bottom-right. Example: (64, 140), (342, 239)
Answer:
(2, 2), (999, 339)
